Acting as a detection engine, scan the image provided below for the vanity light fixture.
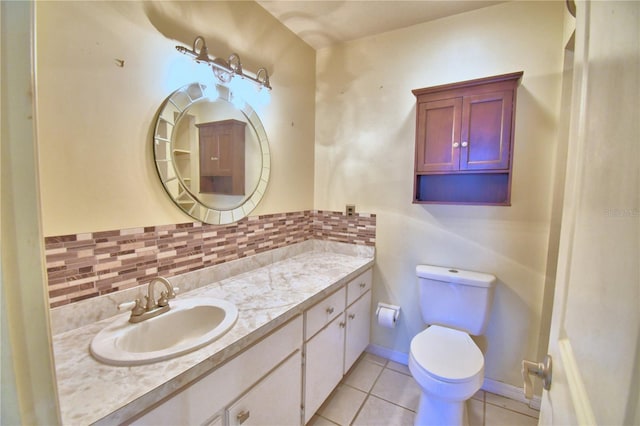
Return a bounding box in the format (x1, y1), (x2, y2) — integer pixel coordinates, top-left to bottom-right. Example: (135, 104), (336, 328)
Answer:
(176, 36), (272, 95)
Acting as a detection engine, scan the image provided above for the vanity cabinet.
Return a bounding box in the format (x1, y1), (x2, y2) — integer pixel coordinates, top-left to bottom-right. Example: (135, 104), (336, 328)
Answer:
(303, 269), (372, 423)
(197, 119), (245, 195)
(413, 72), (522, 205)
(128, 268), (373, 426)
(130, 316), (302, 426)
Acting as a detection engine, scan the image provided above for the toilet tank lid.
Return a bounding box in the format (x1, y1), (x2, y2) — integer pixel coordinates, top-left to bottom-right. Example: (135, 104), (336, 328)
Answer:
(416, 265), (496, 288)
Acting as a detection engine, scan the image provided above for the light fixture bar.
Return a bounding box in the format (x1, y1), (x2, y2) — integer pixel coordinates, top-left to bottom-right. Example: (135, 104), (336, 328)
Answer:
(176, 36), (271, 90)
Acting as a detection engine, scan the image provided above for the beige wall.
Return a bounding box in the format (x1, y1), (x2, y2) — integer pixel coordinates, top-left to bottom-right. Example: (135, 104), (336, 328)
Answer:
(315, 1), (565, 388)
(36, 1), (316, 237)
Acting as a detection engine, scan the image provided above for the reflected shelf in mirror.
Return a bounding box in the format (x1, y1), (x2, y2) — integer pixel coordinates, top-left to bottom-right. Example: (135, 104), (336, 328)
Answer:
(153, 82), (270, 225)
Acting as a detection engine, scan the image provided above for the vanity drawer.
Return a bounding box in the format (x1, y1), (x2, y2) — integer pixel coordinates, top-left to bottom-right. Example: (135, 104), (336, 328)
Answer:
(305, 286), (346, 341)
(347, 269), (372, 307)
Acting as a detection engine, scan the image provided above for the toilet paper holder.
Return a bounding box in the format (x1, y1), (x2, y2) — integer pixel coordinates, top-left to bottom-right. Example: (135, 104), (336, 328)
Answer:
(376, 303), (400, 324)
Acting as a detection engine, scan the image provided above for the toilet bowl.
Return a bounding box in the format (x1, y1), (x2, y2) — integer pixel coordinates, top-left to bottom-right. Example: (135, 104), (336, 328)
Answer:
(409, 325), (484, 426)
(409, 265), (495, 426)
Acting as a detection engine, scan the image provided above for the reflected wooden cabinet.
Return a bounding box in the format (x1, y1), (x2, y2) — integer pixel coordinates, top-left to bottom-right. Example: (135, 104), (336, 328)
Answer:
(413, 72), (522, 205)
(197, 119), (246, 195)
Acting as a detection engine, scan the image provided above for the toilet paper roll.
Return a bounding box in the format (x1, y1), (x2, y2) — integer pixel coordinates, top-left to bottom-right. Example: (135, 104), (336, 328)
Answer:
(377, 306), (397, 328)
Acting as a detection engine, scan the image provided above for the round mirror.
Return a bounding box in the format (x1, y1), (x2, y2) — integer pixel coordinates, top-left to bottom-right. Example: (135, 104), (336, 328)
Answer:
(153, 82), (270, 225)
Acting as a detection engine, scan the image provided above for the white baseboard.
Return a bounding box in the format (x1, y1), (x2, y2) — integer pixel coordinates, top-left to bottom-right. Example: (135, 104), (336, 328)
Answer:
(365, 344), (541, 411)
(482, 378), (541, 410)
(366, 344), (409, 365)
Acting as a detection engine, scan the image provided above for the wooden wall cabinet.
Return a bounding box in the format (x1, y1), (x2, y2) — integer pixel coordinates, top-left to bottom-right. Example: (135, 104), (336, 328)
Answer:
(197, 119), (246, 195)
(413, 72), (523, 205)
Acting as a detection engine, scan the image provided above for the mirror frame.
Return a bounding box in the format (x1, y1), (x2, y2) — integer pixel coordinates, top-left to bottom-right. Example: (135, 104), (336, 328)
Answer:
(153, 82), (270, 225)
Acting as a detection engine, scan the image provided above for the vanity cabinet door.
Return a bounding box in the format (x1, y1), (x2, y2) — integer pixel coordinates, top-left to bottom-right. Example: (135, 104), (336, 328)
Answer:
(344, 290), (372, 374)
(304, 314), (346, 424)
(227, 351), (302, 426)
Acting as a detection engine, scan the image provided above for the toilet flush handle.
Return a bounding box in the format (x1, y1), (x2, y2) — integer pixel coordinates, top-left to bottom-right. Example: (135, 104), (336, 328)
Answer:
(521, 354), (552, 399)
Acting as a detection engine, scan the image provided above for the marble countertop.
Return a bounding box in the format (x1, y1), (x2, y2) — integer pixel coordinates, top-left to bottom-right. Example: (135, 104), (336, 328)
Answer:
(52, 244), (374, 425)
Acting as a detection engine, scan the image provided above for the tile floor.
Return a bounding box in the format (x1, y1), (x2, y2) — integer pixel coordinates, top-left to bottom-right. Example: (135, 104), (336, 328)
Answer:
(308, 353), (539, 426)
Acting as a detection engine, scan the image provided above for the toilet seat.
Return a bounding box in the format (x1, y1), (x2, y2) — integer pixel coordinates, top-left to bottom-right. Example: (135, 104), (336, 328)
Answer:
(410, 325), (484, 383)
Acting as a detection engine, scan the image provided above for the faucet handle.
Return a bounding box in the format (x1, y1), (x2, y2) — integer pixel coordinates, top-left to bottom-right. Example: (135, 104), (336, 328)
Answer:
(118, 299), (145, 315)
(158, 291), (169, 307)
(158, 288), (179, 307)
(118, 301), (136, 311)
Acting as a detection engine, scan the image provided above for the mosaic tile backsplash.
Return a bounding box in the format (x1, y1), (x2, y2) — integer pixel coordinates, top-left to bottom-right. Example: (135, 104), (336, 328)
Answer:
(44, 210), (375, 308)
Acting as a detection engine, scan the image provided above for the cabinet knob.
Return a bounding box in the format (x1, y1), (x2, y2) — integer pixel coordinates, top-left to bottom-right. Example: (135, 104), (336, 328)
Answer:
(359, 282), (366, 288)
(461, 141), (468, 147)
(452, 142), (460, 148)
(326, 307), (334, 314)
(349, 313), (356, 320)
(236, 410), (250, 424)
(339, 321), (346, 328)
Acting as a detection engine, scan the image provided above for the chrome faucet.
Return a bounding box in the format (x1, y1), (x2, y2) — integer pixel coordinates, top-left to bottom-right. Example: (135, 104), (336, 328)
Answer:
(119, 277), (178, 323)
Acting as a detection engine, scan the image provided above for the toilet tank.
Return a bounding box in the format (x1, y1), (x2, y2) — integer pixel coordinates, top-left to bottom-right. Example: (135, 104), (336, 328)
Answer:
(416, 265), (496, 335)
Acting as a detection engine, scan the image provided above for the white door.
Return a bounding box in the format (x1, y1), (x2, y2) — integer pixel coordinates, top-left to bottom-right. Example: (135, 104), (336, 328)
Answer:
(539, 1), (639, 424)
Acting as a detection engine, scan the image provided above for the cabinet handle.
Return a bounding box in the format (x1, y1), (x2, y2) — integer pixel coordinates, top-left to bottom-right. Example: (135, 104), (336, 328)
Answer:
(452, 142), (460, 148)
(236, 410), (250, 424)
(210, 156), (218, 161)
(359, 282), (366, 288)
(461, 141), (468, 147)
(326, 307), (334, 314)
(339, 321), (346, 328)
(349, 313), (356, 320)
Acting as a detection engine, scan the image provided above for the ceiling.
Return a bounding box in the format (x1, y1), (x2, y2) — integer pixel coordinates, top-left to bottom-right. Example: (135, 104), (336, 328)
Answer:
(256, 0), (505, 50)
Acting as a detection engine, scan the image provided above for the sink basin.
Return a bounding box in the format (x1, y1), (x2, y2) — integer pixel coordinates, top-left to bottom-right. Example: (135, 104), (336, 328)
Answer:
(90, 297), (238, 366)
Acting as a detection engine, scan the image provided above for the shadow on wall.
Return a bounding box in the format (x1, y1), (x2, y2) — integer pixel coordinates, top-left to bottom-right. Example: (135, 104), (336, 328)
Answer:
(315, 46), (417, 211)
(141, 1), (277, 79)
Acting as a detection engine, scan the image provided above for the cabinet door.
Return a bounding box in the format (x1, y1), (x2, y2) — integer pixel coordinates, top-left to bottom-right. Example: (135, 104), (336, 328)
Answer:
(213, 127), (234, 175)
(344, 290), (372, 374)
(199, 126), (222, 175)
(460, 90), (513, 171)
(228, 351), (302, 426)
(415, 97), (462, 172)
(304, 315), (345, 423)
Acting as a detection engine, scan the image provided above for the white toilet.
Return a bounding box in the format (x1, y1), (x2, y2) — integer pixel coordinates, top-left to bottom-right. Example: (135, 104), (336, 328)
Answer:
(408, 265), (496, 426)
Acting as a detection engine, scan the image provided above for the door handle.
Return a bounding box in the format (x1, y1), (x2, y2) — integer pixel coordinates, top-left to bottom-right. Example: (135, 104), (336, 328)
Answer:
(521, 354), (552, 399)
(236, 410), (250, 424)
